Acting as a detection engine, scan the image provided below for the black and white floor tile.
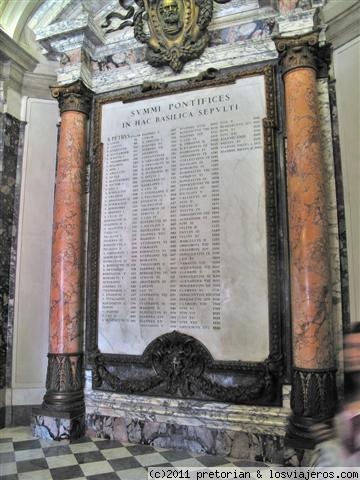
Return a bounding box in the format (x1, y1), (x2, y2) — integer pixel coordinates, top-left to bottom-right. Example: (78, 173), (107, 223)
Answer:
(0, 427), (268, 479)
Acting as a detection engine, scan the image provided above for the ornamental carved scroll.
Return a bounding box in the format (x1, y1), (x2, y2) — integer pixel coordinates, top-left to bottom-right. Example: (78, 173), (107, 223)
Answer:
(90, 331), (283, 404)
(102, 0), (230, 73)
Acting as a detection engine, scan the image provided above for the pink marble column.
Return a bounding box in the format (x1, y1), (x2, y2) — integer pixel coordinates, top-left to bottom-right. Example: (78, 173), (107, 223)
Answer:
(275, 33), (336, 448)
(42, 81), (92, 417)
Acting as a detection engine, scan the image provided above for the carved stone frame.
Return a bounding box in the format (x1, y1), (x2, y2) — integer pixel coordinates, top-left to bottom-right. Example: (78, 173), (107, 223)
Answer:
(86, 64), (288, 406)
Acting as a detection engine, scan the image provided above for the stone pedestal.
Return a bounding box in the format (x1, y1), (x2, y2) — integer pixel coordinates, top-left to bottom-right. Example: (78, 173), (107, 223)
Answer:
(32, 408), (85, 442)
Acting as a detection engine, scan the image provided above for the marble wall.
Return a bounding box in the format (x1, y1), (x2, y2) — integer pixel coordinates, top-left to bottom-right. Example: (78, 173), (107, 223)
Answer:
(52, 7), (278, 91)
(0, 112), (25, 426)
(333, 38), (360, 328)
(3, 0), (347, 464)
(12, 98), (58, 407)
(317, 77), (344, 391)
(0, 99), (58, 427)
(328, 80), (350, 332)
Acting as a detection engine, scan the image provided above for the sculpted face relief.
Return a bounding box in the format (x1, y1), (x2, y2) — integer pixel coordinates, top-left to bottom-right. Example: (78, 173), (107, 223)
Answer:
(158, 0), (183, 36)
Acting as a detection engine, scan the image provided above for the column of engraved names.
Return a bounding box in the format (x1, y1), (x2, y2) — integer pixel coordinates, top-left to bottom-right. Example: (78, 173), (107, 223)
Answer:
(138, 132), (170, 328)
(177, 125), (213, 330)
(211, 122), (221, 330)
(130, 134), (140, 324)
(101, 139), (132, 321)
(169, 128), (177, 330)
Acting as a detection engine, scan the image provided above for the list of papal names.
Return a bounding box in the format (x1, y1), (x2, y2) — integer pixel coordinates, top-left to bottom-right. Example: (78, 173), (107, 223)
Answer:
(101, 118), (261, 328)
(98, 78), (269, 361)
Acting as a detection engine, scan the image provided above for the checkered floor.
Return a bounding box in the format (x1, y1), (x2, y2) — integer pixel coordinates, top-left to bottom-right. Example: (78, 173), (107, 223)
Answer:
(0, 427), (268, 479)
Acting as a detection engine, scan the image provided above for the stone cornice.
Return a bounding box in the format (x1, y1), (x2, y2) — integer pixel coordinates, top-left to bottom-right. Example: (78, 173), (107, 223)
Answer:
(0, 30), (38, 72)
(322, 0), (360, 50)
(35, 12), (105, 56)
(22, 72), (57, 99)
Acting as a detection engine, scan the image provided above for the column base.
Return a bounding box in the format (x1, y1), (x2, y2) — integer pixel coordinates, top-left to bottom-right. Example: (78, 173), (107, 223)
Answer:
(31, 406), (85, 442)
(286, 367), (337, 450)
(42, 389), (84, 413)
(285, 414), (317, 449)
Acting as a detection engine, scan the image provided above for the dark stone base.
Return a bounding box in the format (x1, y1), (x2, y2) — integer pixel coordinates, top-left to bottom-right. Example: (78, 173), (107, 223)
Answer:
(0, 405), (41, 428)
(31, 407), (85, 442)
(286, 416), (316, 450)
(10, 405), (39, 426)
(86, 413), (285, 464)
(284, 447), (315, 467)
(0, 406), (4, 428)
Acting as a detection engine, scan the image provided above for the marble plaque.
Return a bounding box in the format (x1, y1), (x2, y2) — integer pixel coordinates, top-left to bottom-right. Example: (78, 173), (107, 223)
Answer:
(98, 75), (269, 361)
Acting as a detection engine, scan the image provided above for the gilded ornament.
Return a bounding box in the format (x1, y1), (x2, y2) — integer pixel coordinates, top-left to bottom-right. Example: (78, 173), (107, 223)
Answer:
(102, 0), (231, 73)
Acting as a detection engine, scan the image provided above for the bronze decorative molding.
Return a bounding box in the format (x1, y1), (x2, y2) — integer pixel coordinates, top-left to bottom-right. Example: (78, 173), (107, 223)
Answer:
(50, 80), (93, 116)
(188, 67), (219, 83)
(287, 367), (337, 448)
(42, 353), (84, 414)
(274, 31), (327, 76)
(91, 331), (283, 403)
(101, 0), (231, 72)
(141, 80), (168, 92)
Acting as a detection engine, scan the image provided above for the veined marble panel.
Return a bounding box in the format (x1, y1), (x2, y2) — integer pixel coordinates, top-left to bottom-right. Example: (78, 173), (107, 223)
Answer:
(86, 411), (285, 461)
(92, 18), (272, 59)
(0, 113), (24, 393)
(317, 78), (344, 393)
(85, 373), (288, 436)
(85, 368), (288, 461)
(328, 80), (350, 332)
(5, 120), (25, 390)
(32, 412), (85, 442)
(276, 9), (318, 35)
(35, 0), (319, 91)
(213, 0), (260, 19)
(86, 40), (276, 93)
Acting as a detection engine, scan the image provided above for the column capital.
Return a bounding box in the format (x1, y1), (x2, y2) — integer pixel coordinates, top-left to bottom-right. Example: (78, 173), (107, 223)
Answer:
(273, 31), (330, 77)
(50, 80), (93, 116)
